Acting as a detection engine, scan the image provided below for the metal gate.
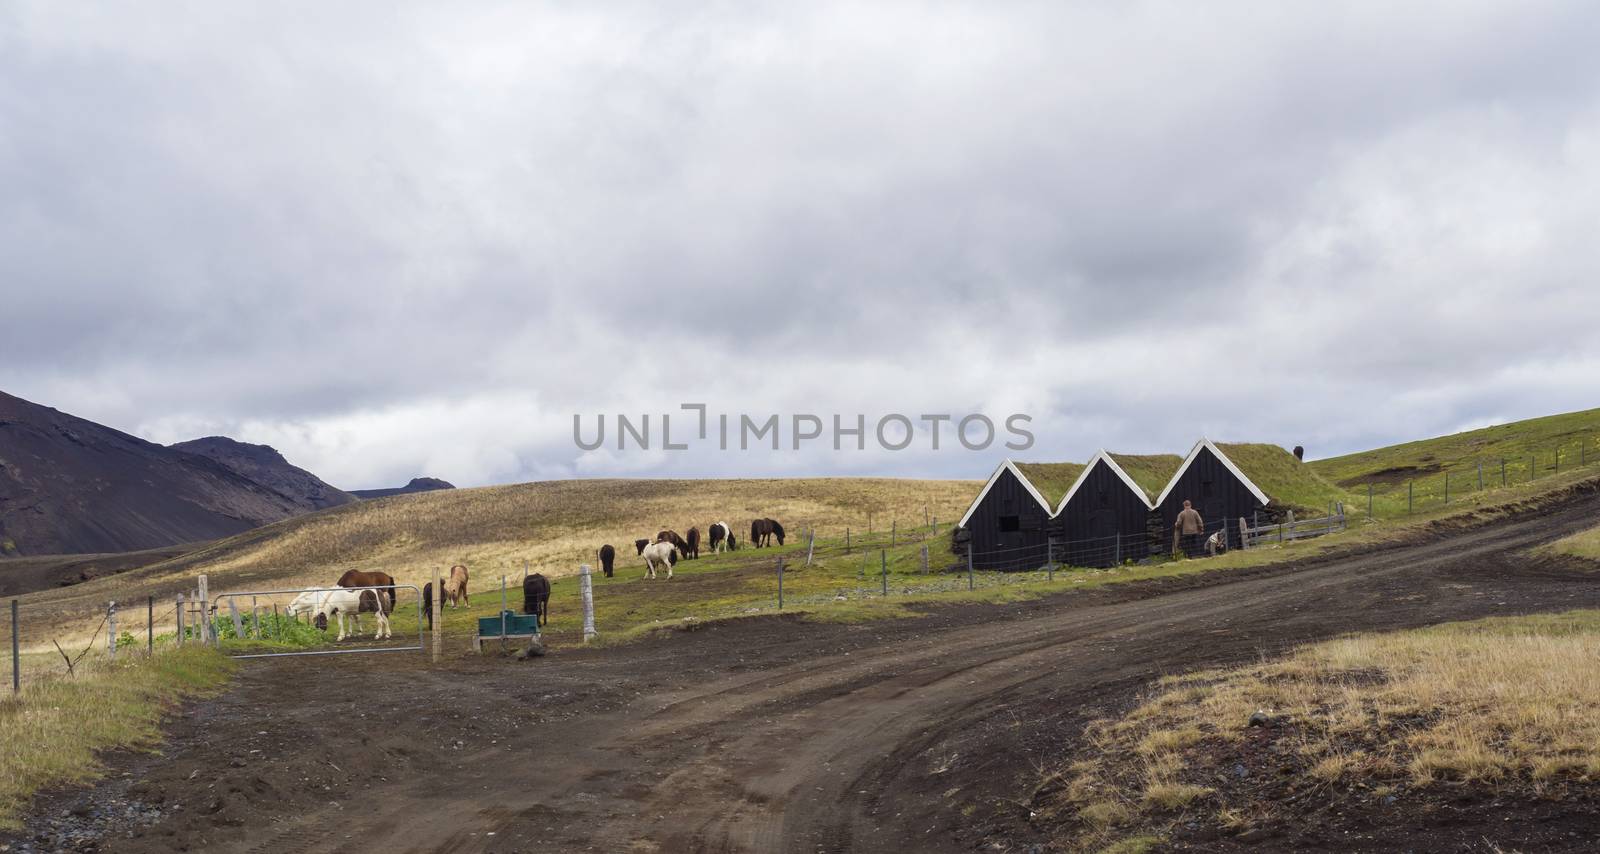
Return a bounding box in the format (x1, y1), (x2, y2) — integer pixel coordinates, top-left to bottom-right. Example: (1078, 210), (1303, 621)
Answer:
(209, 584), (425, 659)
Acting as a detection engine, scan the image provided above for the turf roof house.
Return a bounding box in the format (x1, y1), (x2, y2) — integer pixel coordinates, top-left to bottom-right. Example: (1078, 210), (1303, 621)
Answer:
(1050, 451), (1169, 568)
(957, 460), (1082, 570)
(1155, 439), (1272, 548)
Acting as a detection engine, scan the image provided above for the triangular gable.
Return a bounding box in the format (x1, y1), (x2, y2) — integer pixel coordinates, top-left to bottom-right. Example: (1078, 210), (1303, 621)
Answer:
(958, 458), (1056, 528)
(1053, 450), (1156, 515)
(1154, 438), (1271, 508)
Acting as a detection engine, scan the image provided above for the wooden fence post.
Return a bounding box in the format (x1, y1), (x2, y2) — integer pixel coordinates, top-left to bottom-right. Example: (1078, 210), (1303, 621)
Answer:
(228, 598), (243, 640)
(580, 564), (596, 642)
(805, 531), (815, 566)
(147, 596), (154, 655)
(920, 544), (929, 573)
(1501, 458), (1506, 487)
(1407, 481), (1413, 514)
(1286, 510), (1297, 541)
(891, 520), (897, 548)
(1239, 517), (1250, 550)
(10, 599), (18, 694)
(1046, 538), (1054, 581)
(881, 550), (888, 596)
(845, 527), (850, 553)
(197, 575), (210, 645)
(777, 557), (784, 609)
(175, 594), (185, 646)
(107, 601), (117, 660)
(966, 543), (974, 591)
(432, 572), (444, 661)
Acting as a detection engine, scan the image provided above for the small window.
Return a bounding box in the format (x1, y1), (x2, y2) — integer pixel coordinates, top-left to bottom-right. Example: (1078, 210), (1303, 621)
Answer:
(998, 515), (1021, 532)
(1201, 479), (1215, 498)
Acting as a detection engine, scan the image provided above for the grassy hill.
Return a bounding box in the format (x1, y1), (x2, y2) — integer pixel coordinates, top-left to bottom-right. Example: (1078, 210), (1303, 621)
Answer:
(7, 476), (978, 639)
(1107, 452), (1184, 504)
(1309, 407), (1600, 515)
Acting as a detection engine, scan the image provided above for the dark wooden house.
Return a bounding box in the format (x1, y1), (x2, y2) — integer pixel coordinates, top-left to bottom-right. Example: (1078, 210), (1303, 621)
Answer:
(957, 459), (1059, 570)
(1155, 439), (1270, 550)
(1051, 451), (1157, 567)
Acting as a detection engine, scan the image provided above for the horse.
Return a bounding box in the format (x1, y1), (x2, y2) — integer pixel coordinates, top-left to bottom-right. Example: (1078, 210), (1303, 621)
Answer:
(656, 530), (689, 553)
(635, 538), (651, 555)
(336, 569), (396, 611)
(684, 527), (700, 559)
(726, 533), (737, 550)
(444, 564), (469, 606)
(522, 573), (551, 623)
(293, 587), (370, 632)
(750, 518), (785, 548)
(599, 544), (615, 577)
(641, 541), (678, 579)
(312, 588), (391, 641)
(708, 521), (731, 553)
(422, 582), (435, 629)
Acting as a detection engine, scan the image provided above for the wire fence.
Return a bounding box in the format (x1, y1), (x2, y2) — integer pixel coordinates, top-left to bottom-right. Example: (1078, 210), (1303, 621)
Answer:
(1351, 436), (1600, 518)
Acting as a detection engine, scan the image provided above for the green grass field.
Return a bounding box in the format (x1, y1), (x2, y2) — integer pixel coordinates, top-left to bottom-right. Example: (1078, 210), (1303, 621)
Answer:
(1311, 407), (1600, 516)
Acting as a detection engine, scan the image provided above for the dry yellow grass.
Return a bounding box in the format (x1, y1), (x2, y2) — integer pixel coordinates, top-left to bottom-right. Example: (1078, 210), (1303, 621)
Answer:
(10, 477), (976, 645)
(0, 646), (233, 828)
(1047, 609), (1600, 851)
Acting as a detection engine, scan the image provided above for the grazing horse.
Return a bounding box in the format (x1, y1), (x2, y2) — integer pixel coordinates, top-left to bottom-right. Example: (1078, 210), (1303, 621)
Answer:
(522, 573), (551, 623)
(750, 518), (785, 548)
(444, 564), (470, 606)
(599, 544), (616, 577)
(684, 527), (700, 559)
(641, 541), (678, 579)
(726, 533), (737, 550)
(336, 569), (396, 611)
(312, 588), (391, 641)
(656, 530), (689, 553)
(635, 538), (651, 555)
(708, 521), (731, 553)
(422, 582), (435, 629)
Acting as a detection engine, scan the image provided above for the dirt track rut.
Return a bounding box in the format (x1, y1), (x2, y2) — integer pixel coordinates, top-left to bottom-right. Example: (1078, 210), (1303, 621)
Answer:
(8, 488), (1600, 853)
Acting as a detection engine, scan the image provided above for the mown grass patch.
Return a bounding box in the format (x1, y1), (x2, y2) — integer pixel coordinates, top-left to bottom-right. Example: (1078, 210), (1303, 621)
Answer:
(0, 646), (234, 829)
(1545, 521), (1600, 563)
(1038, 609), (1600, 851)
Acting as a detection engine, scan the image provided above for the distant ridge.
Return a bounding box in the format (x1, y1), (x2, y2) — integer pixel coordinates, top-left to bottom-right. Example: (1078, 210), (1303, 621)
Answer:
(171, 436), (357, 512)
(350, 477), (456, 499)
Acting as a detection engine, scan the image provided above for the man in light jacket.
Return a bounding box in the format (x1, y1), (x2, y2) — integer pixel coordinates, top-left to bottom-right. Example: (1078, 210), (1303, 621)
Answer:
(1174, 500), (1204, 558)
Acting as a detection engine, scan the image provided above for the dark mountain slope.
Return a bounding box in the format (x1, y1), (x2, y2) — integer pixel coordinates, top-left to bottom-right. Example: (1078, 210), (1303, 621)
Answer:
(170, 436), (356, 511)
(0, 391), (307, 555)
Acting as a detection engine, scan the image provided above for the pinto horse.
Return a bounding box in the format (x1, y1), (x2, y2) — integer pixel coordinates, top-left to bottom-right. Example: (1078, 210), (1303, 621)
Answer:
(641, 541), (677, 579)
(750, 518), (785, 548)
(336, 569), (396, 611)
(708, 521), (731, 553)
(312, 588), (391, 641)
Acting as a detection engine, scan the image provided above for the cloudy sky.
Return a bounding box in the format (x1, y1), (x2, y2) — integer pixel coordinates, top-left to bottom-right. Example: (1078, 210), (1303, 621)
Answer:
(3, 2), (1599, 489)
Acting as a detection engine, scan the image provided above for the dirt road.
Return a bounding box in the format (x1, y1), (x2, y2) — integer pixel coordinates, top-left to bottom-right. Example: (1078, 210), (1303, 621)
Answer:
(8, 487), (1600, 853)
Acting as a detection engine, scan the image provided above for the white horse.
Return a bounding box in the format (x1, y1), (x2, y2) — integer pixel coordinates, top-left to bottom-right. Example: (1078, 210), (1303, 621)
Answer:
(709, 521), (733, 553)
(641, 541), (678, 579)
(311, 588), (391, 641)
(288, 589), (361, 632)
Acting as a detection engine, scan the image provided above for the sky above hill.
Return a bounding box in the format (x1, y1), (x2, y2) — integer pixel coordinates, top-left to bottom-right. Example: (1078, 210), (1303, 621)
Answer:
(4, 2), (1599, 489)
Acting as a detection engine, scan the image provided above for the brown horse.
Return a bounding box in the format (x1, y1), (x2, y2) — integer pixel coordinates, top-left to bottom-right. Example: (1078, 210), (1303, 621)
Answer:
(750, 518), (785, 547)
(599, 544), (616, 577)
(684, 527), (700, 559)
(656, 530), (689, 553)
(443, 564), (469, 606)
(336, 569), (396, 611)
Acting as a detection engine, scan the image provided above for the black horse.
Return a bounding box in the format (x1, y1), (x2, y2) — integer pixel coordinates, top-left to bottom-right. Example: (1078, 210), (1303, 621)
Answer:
(599, 544), (615, 577)
(522, 573), (551, 624)
(750, 518), (785, 548)
(684, 527), (700, 559)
